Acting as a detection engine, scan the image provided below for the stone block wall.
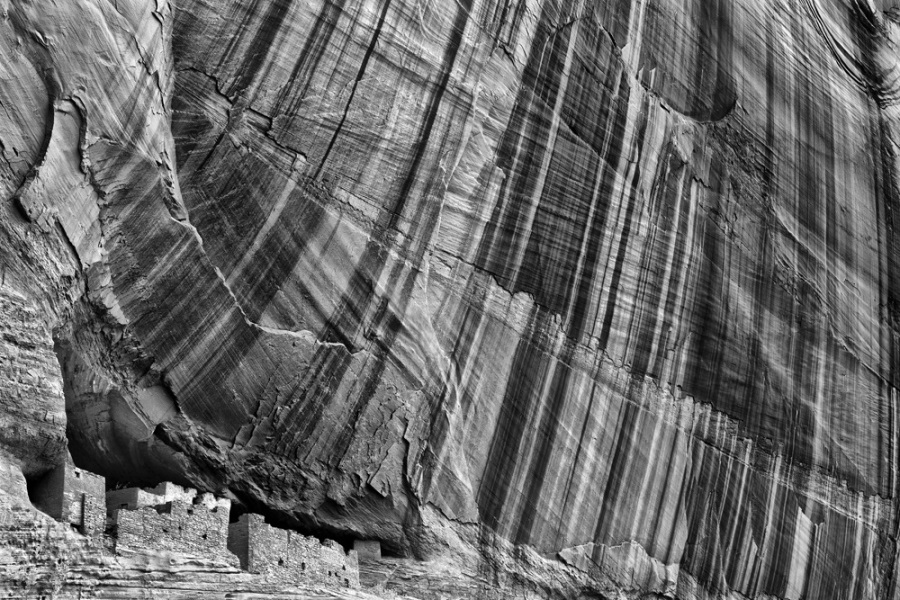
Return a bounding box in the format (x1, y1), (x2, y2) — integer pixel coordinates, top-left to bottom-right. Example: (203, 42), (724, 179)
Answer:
(77, 488), (105, 538)
(319, 538), (359, 589)
(107, 482), (358, 586)
(106, 481), (197, 513)
(228, 513), (359, 588)
(113, 496), (235, 566)
(29, 460), (104, 536)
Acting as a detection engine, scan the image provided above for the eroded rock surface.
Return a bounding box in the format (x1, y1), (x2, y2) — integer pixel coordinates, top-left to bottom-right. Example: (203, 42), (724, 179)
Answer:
(2, 0), (900, 598)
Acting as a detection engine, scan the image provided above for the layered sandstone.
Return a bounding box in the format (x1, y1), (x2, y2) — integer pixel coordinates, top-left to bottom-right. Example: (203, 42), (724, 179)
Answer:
(2, 0), (900, 598)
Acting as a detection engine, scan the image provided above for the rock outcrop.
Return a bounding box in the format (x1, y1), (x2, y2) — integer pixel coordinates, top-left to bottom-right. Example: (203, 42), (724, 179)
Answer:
(2, 0), (900, 598)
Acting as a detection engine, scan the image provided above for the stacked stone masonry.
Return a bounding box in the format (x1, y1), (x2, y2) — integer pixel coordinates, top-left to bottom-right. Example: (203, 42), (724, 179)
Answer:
(229, 513), (360, 589)
(29, 459), (105, 537)
(20, 466), (361, 590)
(111, 494), (235, 565)
(106, 481), (201, 511)
(108, 481), (359, 588)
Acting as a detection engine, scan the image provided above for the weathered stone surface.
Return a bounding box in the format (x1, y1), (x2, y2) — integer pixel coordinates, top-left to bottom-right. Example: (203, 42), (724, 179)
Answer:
(113, 499), (235, 564)
(0, 482), (382, 599)
(30, 458), (106, 538)
(3, 0), (900, 598)
(0, 464), (373, 598)
(229, 512), (360, 589)
(0, 288), (68, 475)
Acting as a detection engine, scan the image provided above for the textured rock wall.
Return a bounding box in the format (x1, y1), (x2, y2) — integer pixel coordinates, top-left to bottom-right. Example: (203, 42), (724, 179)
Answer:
(229, 512), (360, 589)
(0, 483), (382, 600)
(113, 500), (235, 564)
(3, 0), (900, 598)
(29, 461), (106, 537)
(0, 289), (68, 475)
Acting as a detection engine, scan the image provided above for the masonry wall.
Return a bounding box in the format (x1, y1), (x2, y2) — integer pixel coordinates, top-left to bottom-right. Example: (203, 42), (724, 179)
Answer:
(29, 462), (104, 536)
(230, 514), (359, 589)
(107, 482), (358, 588)
(106, 482), (197, 513)
(113, 496), (236, 566)
(62, 465), (104, 536)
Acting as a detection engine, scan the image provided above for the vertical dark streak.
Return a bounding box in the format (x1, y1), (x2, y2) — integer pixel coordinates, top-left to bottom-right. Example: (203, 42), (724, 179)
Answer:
(315, 0), (393, 178)
(386, 0), (475, 230)
(513, 352), (571, 544)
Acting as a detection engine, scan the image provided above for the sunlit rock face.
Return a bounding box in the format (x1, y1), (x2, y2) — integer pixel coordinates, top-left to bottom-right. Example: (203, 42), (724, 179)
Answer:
(3, 0), (900, 597)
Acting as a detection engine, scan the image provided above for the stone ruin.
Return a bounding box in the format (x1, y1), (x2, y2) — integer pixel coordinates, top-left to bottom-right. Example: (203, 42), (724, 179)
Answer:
(228, 513), (359, 588)
(25, 465), (360, 589)
(107, 482), (236, 565)
(106, 480), (198, 512)
(28, 458), (105, 537)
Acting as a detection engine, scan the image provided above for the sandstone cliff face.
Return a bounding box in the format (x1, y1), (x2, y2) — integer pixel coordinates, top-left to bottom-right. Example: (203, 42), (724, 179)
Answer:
(2, 0), (900, 598)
